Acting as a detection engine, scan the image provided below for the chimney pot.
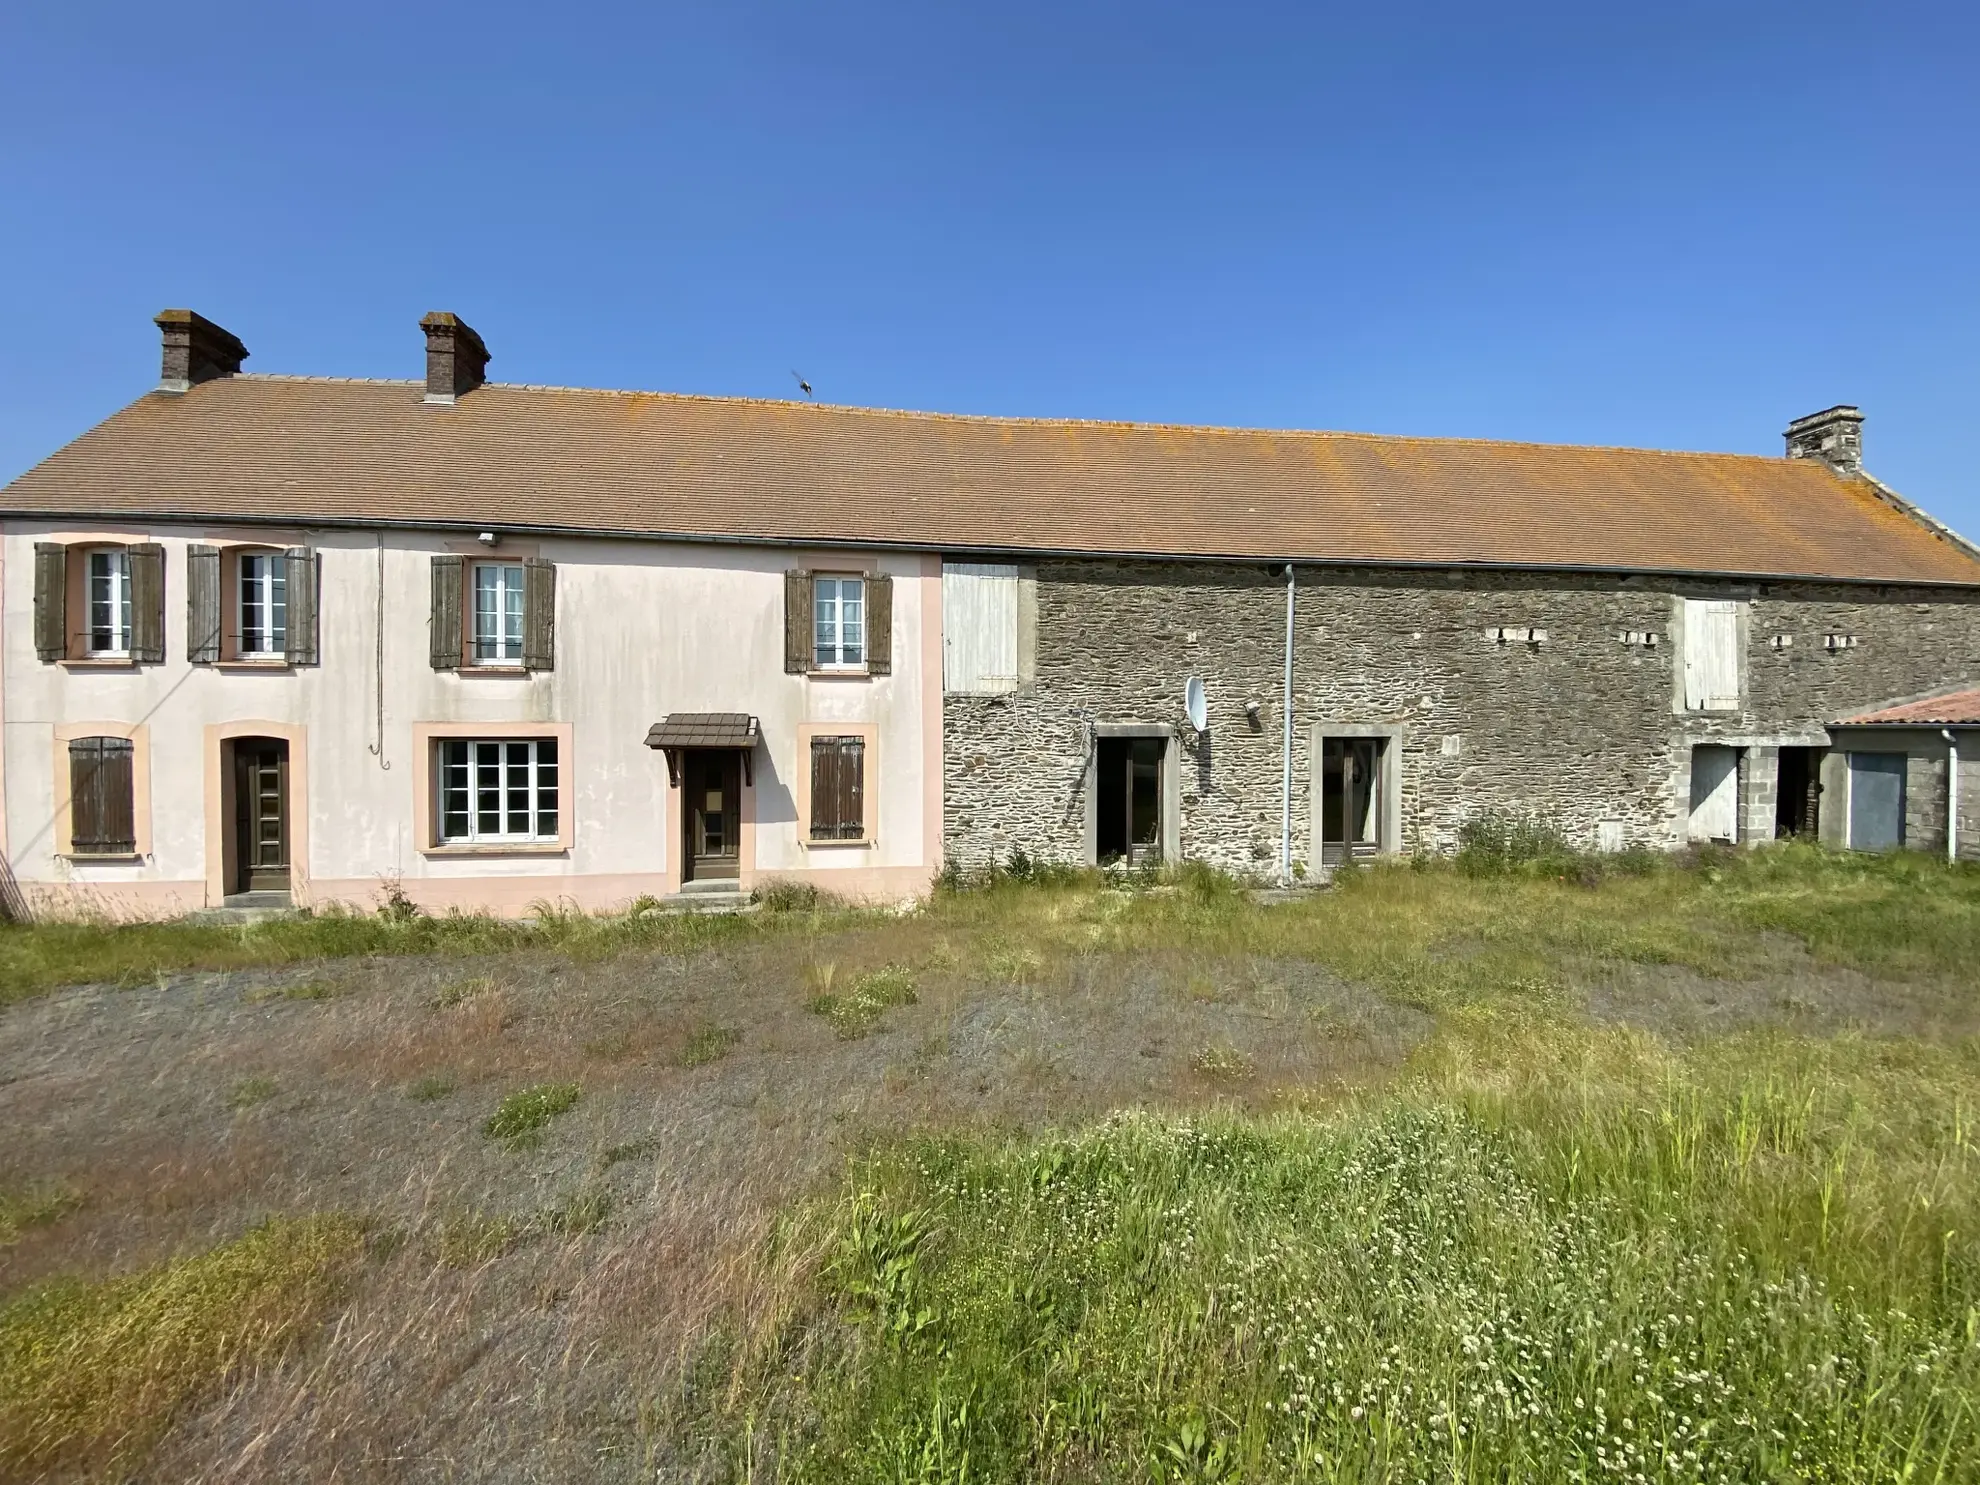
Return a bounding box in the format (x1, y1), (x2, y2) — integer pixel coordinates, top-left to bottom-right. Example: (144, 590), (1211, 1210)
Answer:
(154, 309), (247, 393)
(1784, 405), (1864, 476)
(420, 311), (489, 404)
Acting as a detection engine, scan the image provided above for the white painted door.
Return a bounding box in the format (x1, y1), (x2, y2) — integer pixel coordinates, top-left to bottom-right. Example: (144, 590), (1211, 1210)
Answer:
(1688, 745), (1739, 842)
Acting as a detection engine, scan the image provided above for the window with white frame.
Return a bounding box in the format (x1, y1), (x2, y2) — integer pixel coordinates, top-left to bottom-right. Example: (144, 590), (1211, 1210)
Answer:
(237, 551), (288, 656)
(471, 562), (525, 665)
(813, 576), (865, 669)
(437, 738), (560, 844)
(86, 548), (132, 656)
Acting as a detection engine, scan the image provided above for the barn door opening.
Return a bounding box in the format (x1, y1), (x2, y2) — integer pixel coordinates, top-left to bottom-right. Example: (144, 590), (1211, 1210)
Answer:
(1775, 746), (1824, 838)
(1096, 736), (1166, 867)
(1320, 737), (1384, 866)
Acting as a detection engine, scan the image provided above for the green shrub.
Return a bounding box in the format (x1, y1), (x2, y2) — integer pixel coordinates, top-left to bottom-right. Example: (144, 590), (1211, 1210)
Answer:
(483, 1083), (581, 1150)
(1456, 809), (1577, 874)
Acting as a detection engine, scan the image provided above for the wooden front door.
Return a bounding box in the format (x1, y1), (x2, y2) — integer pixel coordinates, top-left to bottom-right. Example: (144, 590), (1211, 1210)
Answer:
(682, 750), (741, 882)
(233, 738), (290, 894)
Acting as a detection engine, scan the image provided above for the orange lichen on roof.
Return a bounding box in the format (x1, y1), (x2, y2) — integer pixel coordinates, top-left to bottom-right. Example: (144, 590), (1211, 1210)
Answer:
(4, 376), (1979, 585)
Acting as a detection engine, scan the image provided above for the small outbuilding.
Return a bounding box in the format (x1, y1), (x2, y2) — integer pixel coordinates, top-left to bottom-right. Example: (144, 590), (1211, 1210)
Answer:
(1826, 688), (1980, 858)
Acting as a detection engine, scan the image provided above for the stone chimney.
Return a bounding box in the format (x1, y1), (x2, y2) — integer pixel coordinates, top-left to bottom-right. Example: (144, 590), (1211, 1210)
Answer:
(1784, 405), (1864, 476)
(421, 312), (490, 404)
(154, 309), (248, 393)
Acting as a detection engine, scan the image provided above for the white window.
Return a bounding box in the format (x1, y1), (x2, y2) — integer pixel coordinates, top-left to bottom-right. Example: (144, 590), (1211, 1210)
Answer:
(438, 738), (559, 843)
(472, 562), (525, 665)
(1682, 599), (1742, 712)
(813, 576), (865, 669)
(943, 562), (1020, 693)
(237, 551), (288, 656)
(86, 548), (132, 656)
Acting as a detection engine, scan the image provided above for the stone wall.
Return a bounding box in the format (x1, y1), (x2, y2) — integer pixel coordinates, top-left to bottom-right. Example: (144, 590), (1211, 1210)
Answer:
(943, 561), (1980, 874)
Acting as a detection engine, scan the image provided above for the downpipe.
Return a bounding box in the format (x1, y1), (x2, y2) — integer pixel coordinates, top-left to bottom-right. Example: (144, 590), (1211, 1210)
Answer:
(1943, 728), (1959, 862)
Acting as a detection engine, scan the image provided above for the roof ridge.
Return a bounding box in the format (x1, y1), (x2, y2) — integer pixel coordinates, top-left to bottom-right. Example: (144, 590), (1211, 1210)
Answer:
(278, 377), (1796, 465)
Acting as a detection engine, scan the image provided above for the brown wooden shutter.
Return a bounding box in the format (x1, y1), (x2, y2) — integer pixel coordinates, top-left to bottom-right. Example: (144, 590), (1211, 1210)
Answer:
(128, 543), (166, 663)
(523, 557), (556, 671)
(865, 575), (892, 675)
(809, 737), (836, 838)
(186, 545), (221, 663)
(33, 543), (67, 662)
(843, 737), (865, 838)
(784, 570), (814, 673)
(430, 554), (463, 669)
(284, 546), (320, 665)
(69, 737), (136, 854)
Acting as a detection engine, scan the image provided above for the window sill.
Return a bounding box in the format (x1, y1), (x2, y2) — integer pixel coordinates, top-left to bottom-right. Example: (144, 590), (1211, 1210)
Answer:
(59, 658), (140, 671)
(453, 665), (536, 678)
(215, 659), (293, 672)
(806, 667), (872, 681)
(61, 852), (143, 862)
(420, 842), (570, 858)
(801, 837), (875, 849)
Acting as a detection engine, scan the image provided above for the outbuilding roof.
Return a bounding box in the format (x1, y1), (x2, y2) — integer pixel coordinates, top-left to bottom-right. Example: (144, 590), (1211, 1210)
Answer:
(1838, 688), (1980, 726)
(6, 374), (1980, 585)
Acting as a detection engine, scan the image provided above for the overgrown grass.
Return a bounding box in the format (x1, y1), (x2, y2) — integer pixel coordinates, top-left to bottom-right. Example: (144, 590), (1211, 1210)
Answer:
(483, 1082), (581, 1150)
(0, 1180), (82, 1242)
(0, 1215), (365, 1478)
(777, 1028), (1980, 1482)
(680, 1023), (743, 1068)
(810, 965), (919, 1039)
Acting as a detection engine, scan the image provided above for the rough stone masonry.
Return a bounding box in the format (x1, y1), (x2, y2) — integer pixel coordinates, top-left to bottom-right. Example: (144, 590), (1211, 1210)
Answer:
(943, 560), (1980, 874)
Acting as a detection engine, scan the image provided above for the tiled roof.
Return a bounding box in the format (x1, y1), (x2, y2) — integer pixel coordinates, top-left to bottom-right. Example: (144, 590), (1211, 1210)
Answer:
(6, 375), (1980, 584)
(1839, 688), (1980, 726)
(644, 714), (761, 749)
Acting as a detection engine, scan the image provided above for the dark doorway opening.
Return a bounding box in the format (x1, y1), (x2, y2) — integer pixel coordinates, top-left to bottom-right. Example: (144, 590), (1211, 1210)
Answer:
(682, 749), (742, 883)
(1320, 737), (1384, 866)
(1096, 736), (1165, 867)
(231, 737), (290, 897)
(1775, 747), (1824, 838)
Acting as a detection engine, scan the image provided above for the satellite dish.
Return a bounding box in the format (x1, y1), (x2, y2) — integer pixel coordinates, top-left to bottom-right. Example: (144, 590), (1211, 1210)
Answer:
(1184, 676), (1207, 732)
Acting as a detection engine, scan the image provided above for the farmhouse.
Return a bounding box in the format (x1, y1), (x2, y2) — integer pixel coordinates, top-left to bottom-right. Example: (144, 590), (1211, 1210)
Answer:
(3, 310), (1977, 917)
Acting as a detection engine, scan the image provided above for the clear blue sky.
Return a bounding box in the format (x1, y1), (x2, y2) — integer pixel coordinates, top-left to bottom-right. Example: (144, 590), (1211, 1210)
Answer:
(5, 2), (1977, 531)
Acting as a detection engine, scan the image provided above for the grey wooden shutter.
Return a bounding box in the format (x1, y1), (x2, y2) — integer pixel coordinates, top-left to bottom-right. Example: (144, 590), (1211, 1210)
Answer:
(784, 570), (814, 673)
(186, 545), (221, 663)
(430, 554), (463, 669)
(69, 737), (135, 854)
(129, 543), (166, 663)
(522, 557), (556, 671)
(284, 546), (319, 665)
(865, 575), (892, 675)
(33, 543), (67, 662)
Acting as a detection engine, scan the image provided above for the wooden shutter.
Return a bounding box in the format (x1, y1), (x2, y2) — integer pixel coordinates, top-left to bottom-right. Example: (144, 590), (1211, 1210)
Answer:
(1683, 599), (1741, 711)
(128, 543), (166, 663)
(33, 543), (67, 661)
(283, 547), (320, 665)
(809, 736), (866, 840)
(864, 576), (892, 675)
(430, 554), (463, 669)
(69, 737), (136, 854)
(186, 545), (221, 663)
(522, 557), (556, 671)
(942, 563), (1019, 693)
(784, 570), (814, 673)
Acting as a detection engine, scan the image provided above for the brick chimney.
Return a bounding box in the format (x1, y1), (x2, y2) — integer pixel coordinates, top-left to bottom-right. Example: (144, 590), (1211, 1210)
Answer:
(1784, 405), (1864, 476)
(421, 312), (489, 404)
(154, 309), (248, 393)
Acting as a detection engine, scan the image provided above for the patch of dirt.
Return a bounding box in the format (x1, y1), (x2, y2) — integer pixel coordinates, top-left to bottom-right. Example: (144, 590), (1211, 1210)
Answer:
(1580, 951), (1980, 1041)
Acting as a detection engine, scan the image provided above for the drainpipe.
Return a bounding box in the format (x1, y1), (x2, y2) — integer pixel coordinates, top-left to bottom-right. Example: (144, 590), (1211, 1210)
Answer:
(1942, 728), (1959, 862)
(1281, 564), (1295, 886)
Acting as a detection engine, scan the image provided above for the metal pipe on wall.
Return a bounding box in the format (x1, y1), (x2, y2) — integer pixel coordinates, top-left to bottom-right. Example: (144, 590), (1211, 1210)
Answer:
(1281, 564), (1295, 886)
(1943, 729), (1959, 862)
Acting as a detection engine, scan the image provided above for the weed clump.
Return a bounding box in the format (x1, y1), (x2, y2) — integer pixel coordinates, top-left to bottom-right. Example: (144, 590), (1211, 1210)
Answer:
(227, 1075), (277, 1110)
(1191, 1043), (1255, 1081)
(679, 1023), (742, 1068)
(406, 1074), (456, 1103)
(483, 1083), (581, 1150)
(0, 1181), (82, 1243)
(809, 965), (917, 1039)
(1456, 809), (1577, 875)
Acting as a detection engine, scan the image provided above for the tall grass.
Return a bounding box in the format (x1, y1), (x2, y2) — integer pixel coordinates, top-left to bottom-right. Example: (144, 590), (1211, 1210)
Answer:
(779, 1032), (1980, 1481)
(0, 1215), (365, 1478)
